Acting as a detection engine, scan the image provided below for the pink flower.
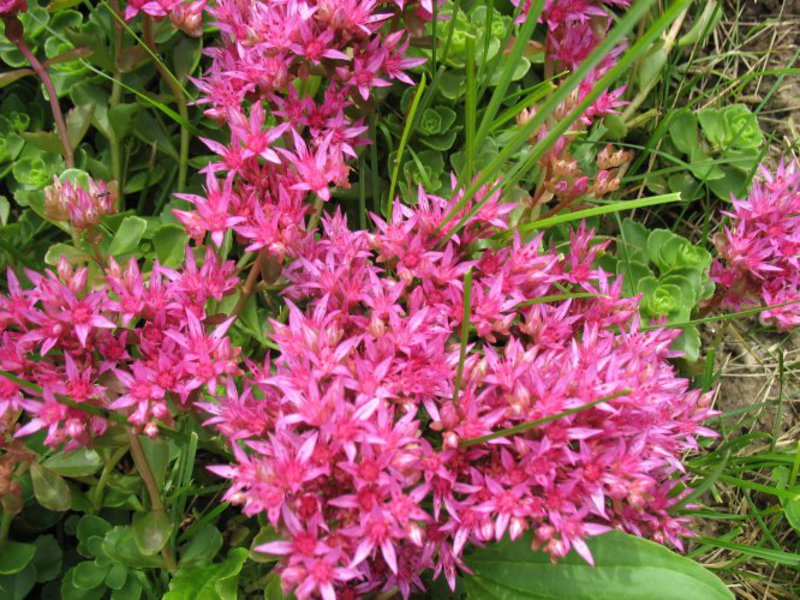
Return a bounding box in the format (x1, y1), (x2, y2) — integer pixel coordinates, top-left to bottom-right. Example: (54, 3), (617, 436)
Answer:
(711, 161), (800, 329)
(0, 0), (26, 16)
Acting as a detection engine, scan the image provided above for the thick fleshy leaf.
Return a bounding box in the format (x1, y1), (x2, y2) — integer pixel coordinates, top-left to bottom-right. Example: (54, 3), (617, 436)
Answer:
(163, 548), (248, 600)
(30, 462), (72, 511)
(132, 510), (173, 556)
(108, 216), (147, 257)
(462, 531), (732, 599)
(0, 541), (36, 575)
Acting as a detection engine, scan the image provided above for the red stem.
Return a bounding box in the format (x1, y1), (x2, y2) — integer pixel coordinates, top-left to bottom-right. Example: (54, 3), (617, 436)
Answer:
(6, 17), (74, 168)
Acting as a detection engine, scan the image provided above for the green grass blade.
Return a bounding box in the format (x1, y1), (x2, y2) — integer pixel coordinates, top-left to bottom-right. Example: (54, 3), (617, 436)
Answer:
(386, 75), (426, 217)
(472, 0), (545, 153)
(464, 34), (477, 182)
(511, 193), (682, 234)
(451, 268), (473, 410)
(440, 0), (687, 239)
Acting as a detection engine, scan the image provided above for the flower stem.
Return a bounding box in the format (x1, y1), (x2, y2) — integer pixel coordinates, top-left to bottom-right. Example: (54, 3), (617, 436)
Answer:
(90, 445), (129, 513)
(307, 195), (325, 231)
(5, 17), (74, 168)
(142, 16), (189, 192)
(232, 249), (266, 318)
(128, 431), (178, 572)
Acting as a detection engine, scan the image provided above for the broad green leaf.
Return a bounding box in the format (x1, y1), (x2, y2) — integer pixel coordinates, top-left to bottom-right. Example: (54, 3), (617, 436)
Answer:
(707, 166), (749, 201)
(43, 447), (103, 477)
(32, 534), (63, 582)
(20, 131), (64, 156)
(668, 109), (700, 156)
(173, 36), (203, 83)
(636, 41), (668, 91)
(163, 548), (249, 600)
(111, 574), (142, 600)
(108, 103), (141, 141)
(30, 462), (72, 511)
(44, 243), (89, 266)
(61, 568), (105, 600)
(108, 216), (147, 256)
(462, 531), (732, 599)
(72, 561), (110, 590)
(102, 526), (163, 569)
(0, 564), (36, 600)
(152, 223), (188, 267)
(132, 510), (173, 555)
(104, 564), (128, 590)
(697, 109), (726, 150)
(263, 573), (284, 600)
(138, 435), (171, 486)
(0, 69), (33, 89)
(672, 326), (701, 362)
(0, 541), (36, 575)
(66, 104), (94, 150)
(179, 524), (223, 566)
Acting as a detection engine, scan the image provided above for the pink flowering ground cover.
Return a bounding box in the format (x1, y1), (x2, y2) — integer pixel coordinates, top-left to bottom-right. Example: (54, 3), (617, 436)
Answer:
(0, 0), (797, 598)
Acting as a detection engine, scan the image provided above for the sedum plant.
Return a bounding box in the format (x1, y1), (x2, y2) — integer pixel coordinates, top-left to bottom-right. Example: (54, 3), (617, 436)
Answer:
(0, 0), (796, 598)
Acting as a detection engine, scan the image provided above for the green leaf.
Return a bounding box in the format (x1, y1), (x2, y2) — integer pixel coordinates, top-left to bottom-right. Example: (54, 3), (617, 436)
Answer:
(164, 548), (249, 600)
(637, 41), (668, 91)
(0, 68), (34, 89)
(668, 109), (700, 156)
(132, 111), (179, 161)
(32, 534), (63, 582)
(77, 515), (112, 553)
(104, 564), (128, 590)
(108, 216), (147, 256)
(72, 561), (110, 590)
(179, 524), (223, 566)
(61, 568), (105, 600)
(263, 572), (286, 600)
(20, 131), (64, 156)
(672, 326), (701, 362)
(30, 462), (72, 511)
(173, 36), (203, 83)
(462, 531), (732, 599)
(152, 223), (188, 267)
(722, 104), (762, 150)
(111, 574), (142, 600)
(43, 447), (103, 477)
(617, 260), (653, 296)
(0, 541), (36, 575)
(66, 104), (94, 150)
(138, 435), (171, 486)
(102, 526), (163, 569)
(0, 564), (36, 600)
(697, 109), (726, 150)
(132, 510), (173, 555)
(108, 103), (141, 141)
(707, 166), (749, 201)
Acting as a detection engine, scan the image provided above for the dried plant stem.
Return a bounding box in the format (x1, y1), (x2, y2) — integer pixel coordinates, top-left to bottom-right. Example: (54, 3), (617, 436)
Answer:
(5, 17), (74, 168)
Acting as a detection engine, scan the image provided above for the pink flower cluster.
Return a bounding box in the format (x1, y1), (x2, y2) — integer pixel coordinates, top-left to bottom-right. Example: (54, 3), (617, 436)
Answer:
(171, 0), (425, 261)
(44, 176), (119, 232)
(0, 249), (239, 448)
(206, 182), (716, 598)
(711, 161), (800, 330)
(125, 0), (207, 36)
